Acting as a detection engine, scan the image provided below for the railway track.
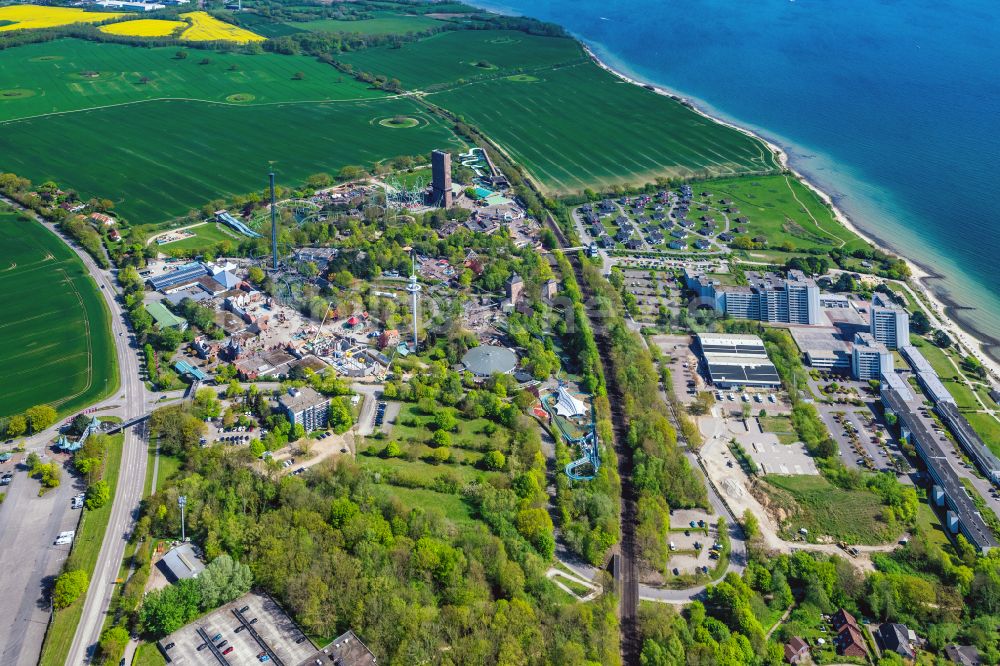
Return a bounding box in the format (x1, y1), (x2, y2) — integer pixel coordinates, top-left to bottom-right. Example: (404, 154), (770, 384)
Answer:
(544, 214), (641, 665)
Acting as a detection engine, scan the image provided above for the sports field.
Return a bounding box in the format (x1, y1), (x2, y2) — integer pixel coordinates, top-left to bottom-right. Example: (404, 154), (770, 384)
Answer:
(0, 207), (116, 417)
(0, 5), (123, 32)
(335, 29), (585, 90)
(0, 97), (465, 222)
(293, 11), (446, 36)
(432, 59), (780, 193)
(155, 222), (239, 254)
(0, 40), (382, 122)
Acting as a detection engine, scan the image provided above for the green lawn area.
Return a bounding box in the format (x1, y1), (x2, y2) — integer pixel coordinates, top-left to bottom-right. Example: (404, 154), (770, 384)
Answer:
(38, 434), (125, 666)
(907, 336), (959, 380)
(0, 208), (117, 418)
(389, 402), (509, 452)
(761, 474), (900, 545)
(157, 222), (238, 254)
(759, 414), (797, 445)
(133, 642), (167, 666)
(335, 29), (585, 90)
(0, 39), (382, 123)
(292, 11), (446, 35)
(691, 175), (867, 253)
(964, 412), (1000, 458)
(915, 501), (952, 551)
(361, 454), (500, 487)
(0, 96), (464, 223)
(374, 485), (477, 524)
(942, 379), (980, 410)
(430, 55), (780, 194)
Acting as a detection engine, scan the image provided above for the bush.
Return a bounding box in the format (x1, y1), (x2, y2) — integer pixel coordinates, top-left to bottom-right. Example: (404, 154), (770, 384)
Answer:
(52, 569), (89, 609)
(85, 479), (111, 510)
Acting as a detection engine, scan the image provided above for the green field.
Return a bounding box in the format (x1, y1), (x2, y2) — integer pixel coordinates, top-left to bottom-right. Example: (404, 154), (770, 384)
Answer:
(0, 208), (116, 417)
(0, 39), (382, 122)
(759, 414), (797, 445)
(335, 29), (584, 90)
(965, 412), (1000, 458)
(431, 58), (780, 193)
(762, 474), (899, 545)
(942, 379), (980, 410)
(39, 434), (124, 666)
(156, 222), (239, 254)
(133, 643), (167, 666)
(374, 485), (477, 524)
(293, 11), (447, 35)
(0, 97), (464, 223)
(690, 175), (868, 252)
(907, 336), (960, 380)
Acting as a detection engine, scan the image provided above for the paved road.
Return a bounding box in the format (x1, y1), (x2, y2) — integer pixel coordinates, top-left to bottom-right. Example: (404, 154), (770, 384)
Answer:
(49, 221), (152, 664)
(0, 455), (85, 665)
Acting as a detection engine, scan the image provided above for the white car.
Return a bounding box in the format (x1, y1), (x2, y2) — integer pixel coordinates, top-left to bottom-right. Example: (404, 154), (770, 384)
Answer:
(54, 530), (76, 546)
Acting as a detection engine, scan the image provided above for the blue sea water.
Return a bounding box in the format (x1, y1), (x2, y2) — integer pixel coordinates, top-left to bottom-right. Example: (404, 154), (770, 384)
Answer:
(470, 0), (1000, 356)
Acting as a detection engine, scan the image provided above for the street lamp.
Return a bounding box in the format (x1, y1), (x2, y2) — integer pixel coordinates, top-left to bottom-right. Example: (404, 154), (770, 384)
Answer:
(178, 495), (187, 542)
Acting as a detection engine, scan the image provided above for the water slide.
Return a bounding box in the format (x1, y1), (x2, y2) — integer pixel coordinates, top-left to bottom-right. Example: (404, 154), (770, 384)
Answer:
(542, 389), (600, 481)
(215, 210), (262, 238)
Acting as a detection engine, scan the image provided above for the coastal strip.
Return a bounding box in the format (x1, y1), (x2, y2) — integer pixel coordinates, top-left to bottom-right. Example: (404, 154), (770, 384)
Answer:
(576, 42), (1000, 381)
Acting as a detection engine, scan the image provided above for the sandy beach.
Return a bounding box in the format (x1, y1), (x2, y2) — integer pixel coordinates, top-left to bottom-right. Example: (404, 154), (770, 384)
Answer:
(580, 44), (1000, 383)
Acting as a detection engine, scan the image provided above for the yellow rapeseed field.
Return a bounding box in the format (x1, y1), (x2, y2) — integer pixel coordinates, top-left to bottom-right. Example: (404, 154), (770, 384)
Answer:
(178, 11), (264, 43)
(0, 4), (124, 32)
(99, 18), (186, 38)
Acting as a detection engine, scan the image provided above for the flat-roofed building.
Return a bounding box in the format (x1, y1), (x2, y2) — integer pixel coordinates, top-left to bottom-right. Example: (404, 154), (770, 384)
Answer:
(146, 301), (188, 331)
(684, 268), (821, 325)
(278, 387), (331, 432)
(851, 332), (892, 381)
(870, 292), (909, 349)
(696, 333), (781, 389)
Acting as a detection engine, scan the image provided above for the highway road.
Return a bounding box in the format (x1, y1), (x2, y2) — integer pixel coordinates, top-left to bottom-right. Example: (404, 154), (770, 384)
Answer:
(0, 199), (153, 664)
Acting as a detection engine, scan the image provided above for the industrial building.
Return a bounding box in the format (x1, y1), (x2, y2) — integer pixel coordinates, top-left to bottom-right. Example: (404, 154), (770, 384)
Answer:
(278, 387), (331, 432)
(157, 543), (205, 583)
(870, 292), (909, 349)
(851, 332), (893, 381)
(880, 371), (997, 553)
(147, 301), (188, 331)
(696, 333), (781, 389)
(684, 268), (822, 325)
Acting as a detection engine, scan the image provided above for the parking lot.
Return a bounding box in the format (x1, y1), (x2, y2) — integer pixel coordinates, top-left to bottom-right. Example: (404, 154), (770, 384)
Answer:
(158, 592), (315, 666)
(666, 509), (721, 577)
(0, 453), (84, 665)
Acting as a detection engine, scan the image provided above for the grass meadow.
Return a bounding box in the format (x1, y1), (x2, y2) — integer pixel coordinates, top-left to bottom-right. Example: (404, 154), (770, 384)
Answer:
(762, 474), (899, 545)
(431, 58), (781, 194)
(0, 97), (464, 223)
(157, 222), (239, 254)
(0, 40), (382, 123)
(964, 412), (1000, 458)
(691, 175), (869, 252)
(0, 208), (116, 417)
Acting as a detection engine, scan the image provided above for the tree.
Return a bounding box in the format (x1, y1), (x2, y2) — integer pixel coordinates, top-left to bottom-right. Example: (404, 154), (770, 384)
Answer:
(484, 450), (506, 470)
(932, 329), (952, 348)
(174, 50), (187, 59)
(140, 578), (202, 635)
(198, 554), (253, 609)
(328, 398), (353, 434)
(193, 387), (221, 419)
(431, 429), (451, 448)
(7, 414), (26, 438)
(515, 507), (555, 558)
(85, 480), (111, 510)
(741, 509), (759, 539)
(382, 441), (402, 458)
(248, 266), (265, 285)
(249, 438), (265, 458)
(910, 309), (931, 334)
(52, 569), (89, 609)
(431, 447), (451, 464)
(25, 404), (57, 433)
(98, 625), (130, 663)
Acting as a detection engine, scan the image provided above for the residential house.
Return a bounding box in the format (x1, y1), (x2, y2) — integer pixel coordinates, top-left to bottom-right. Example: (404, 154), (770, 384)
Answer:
(783, 637), (809, 664)
(668, 240), (686, 250)
(831, 609), (869, 659)
(875, 623), (915, 660)
(944, 645), (981, 666)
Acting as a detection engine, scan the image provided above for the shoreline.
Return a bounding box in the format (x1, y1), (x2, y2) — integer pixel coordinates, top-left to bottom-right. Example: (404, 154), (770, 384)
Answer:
(578, 43), (1000, 381)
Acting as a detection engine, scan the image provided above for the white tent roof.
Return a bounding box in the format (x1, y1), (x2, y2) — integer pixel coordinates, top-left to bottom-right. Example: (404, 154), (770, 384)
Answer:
(554, 386), (587, 418)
